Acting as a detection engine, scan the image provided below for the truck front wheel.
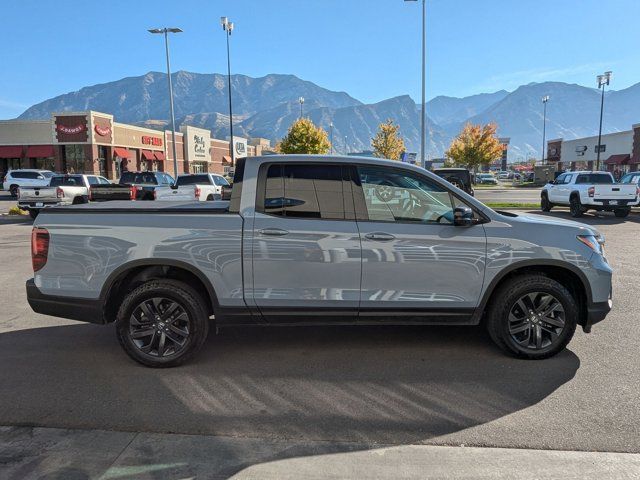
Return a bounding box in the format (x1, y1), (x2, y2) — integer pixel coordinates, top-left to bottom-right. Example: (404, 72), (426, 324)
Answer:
(116, 279), (210, 368)
(486, 274), (578, 360)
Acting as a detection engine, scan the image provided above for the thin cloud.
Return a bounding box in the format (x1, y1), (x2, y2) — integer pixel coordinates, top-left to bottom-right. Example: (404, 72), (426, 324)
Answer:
(0, 98), (29, 110)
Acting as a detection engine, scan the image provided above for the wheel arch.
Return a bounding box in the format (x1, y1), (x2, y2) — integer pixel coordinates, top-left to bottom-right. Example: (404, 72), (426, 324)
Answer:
(474, 260), (591, 327)
(100, 259), (219, 324)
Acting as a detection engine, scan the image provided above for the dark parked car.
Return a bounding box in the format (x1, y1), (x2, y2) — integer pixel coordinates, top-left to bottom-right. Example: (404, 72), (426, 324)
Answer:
(89, 171), (175, 201)
(432, 168), (474, 196)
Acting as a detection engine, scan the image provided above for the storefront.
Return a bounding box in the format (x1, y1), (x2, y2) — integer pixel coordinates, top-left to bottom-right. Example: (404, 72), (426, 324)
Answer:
(181, 126), (211, 174)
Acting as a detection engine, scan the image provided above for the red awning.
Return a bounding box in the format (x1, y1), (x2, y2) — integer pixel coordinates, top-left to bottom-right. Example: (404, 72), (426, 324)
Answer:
(222, 155), (232, 164)
(113, 147), (130, 158)
(0, 146), (23, 158)
(154, 151), (165, 161)
(604, 154), (630, 165)
(141, 150), (155, 161)
(26, 145), (55, 158)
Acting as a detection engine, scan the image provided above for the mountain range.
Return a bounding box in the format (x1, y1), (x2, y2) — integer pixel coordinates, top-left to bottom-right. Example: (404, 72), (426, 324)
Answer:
(17, 71), (640, 161)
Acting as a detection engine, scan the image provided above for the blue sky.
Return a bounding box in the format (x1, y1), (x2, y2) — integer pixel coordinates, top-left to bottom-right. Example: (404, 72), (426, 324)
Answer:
(1, 0), (638, 119)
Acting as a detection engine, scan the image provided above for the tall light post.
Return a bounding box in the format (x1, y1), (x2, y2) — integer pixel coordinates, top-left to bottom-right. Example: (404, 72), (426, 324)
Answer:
(221, 17), (235, 166)
(405, 0), (426, 166)
(148, 27), (182, 177)
(541, 95), (550, 165)
(329, 122), (334, 154)
(298, 96), (305, 118)
(595, 71), (612, 171)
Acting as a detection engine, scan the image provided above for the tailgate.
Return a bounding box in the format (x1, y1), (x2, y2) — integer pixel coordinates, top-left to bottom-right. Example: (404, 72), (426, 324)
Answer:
(89, 185), (132, 201)
(18, 187), (57, 201)
(593, 184), (637, 200)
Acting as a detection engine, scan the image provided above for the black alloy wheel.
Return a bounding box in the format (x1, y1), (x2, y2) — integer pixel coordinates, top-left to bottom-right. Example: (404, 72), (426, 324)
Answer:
(507, 292), (565, 350)
(116, 279), (210, 367)
(128, 297), (191, 358)
(614, 208), (630, 218)
(540, 194), (552, 212)
(570, 196), (584, 217)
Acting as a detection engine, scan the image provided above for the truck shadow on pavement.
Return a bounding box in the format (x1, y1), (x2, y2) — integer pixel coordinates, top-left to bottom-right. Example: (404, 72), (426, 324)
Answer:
(521, 209), (640, 225)
(0, 322), (580, 478)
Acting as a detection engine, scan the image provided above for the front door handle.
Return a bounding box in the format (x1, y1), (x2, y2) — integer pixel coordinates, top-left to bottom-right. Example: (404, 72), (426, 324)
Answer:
(259, 228), (289, 236)
(365, 232), (396, 241)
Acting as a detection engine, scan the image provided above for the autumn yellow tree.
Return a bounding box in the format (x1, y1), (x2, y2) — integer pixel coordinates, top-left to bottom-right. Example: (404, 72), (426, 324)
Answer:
(277, 118), (331, 154)
(445, 122), (503, 170)
(371, 119), (405, 160)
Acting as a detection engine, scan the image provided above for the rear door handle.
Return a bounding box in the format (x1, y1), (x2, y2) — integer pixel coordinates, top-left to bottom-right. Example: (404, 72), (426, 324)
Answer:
(259, 228), (289, 236)
(365, 232), (396, 241)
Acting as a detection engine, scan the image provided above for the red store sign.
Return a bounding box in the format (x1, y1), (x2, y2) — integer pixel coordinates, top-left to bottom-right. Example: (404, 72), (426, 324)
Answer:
(142, 136), (162, 147)
(57, 124), (86, 134)
(95, 125), (112, 136)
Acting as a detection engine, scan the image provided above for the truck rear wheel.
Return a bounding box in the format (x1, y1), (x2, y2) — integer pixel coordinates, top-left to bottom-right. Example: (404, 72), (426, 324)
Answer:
(9, 185), (18, 197)
(614, 208), (630, 218)
(29, 209), (39, 220)
(116, 279), (210, 368)
(486, 274), (577, 360)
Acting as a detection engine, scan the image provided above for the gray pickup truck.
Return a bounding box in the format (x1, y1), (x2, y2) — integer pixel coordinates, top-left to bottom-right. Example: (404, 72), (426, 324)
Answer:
(26, 155), (613, 367)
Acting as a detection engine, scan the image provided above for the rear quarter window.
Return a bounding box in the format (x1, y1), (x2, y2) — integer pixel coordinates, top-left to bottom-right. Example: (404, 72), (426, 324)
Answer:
(50, 175), (84, 186)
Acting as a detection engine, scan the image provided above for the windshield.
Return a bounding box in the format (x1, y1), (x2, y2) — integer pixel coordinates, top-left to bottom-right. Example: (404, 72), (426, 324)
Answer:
(176, 174), (211, 186)
(575, 173), (613, 184)
(120, 172), (158, 185)
(49, 175), (84, 186)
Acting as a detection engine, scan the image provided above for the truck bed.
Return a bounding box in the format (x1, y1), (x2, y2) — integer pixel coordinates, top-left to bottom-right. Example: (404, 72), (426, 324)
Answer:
(45, 200), (231, 213)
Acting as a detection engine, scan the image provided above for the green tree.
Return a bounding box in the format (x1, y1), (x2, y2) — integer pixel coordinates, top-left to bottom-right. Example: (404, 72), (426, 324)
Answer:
(277, 118), (331, 154)
(371, 119), (406, 160)
(445, 122), (504, 171)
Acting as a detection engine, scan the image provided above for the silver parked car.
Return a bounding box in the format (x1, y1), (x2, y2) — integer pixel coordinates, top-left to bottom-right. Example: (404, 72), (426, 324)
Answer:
(26, 155), (612, 367)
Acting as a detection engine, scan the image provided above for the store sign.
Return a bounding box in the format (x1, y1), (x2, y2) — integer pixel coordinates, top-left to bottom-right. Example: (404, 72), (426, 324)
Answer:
(233, 137), (247, 157)
(57, 124), (86, 134)
(94, 125), (112, 136)
(142, 136), (163, 147)
(194, 135), (206, 157)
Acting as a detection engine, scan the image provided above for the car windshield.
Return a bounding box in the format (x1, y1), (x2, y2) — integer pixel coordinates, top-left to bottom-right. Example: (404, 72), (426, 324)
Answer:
(120, 172), (158, 185)
(49, 175), (84, 186)
(575, 173), (613, 184)
(620, 173), (640, 184)
(176, 174), (211, 186)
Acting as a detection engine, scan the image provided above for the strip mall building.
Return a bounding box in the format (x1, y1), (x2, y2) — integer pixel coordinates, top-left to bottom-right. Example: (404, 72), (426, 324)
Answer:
(0, 111), (271, 179)
(546, 123), (640, 175)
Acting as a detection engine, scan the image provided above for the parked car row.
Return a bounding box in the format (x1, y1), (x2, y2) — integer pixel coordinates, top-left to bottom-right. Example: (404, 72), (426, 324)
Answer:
(4, 169), (231, 218)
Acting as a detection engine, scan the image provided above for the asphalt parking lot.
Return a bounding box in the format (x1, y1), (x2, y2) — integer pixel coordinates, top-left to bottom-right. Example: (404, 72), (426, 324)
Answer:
(0, 208), (639, 477)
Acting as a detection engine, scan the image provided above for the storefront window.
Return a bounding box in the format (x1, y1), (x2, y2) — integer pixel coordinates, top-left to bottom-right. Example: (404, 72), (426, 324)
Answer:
(191, 162), (208, 174)
(35, 157), (55, 171)
(63, 145), (85, 173)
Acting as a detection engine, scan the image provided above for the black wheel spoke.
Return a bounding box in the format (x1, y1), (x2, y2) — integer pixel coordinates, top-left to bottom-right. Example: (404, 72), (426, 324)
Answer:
(157, 332), (167, 357)
(160, 302), (180, 321)
(131, 328), (155, 339)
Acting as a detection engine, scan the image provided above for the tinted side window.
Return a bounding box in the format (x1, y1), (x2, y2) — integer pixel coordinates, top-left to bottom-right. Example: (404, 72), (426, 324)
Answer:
(11, 172), (27, 179)
(87, 176), (99, 185)
(554, 174), (566, 184)
(260, 164), (347, 220)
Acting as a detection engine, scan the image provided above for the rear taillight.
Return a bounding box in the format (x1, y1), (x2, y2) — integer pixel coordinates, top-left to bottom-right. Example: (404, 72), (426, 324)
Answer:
(129, 186), (136, 200)
(56, 187), (64, 198)
(588, 186), (595, 197)
(88, 188), (93, 201)
(16, 187), (20, 198)
(636, 186), (640, 197)
(194, 186), (201, 199)
(31, 227), (49, 272)
(153, 189), (157, 200)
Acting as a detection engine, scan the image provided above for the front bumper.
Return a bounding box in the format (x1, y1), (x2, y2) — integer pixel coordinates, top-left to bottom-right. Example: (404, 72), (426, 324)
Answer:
(584, 299), (612, 333)
(26, 279), (104, 324)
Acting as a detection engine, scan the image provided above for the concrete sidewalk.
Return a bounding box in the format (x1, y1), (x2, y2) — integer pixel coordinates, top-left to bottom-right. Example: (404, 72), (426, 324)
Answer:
(1, 426), (639, 480)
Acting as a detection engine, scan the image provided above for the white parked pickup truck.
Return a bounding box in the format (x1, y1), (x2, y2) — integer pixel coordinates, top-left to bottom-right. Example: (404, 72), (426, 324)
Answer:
(541, 171), (639, 218)
(18, 174), (110, 218)
(169, 173), (229, 202)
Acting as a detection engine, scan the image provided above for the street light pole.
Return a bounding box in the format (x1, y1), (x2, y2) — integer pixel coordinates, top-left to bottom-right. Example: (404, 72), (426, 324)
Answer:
(541, 95), (549, 165)
(595, 71), (612, 171)
(405, 0), (426, 166)
(221, 17), (235, 167)
(298, 96), (304, 118)
(329, 122), (334, 154)
(148, 27), (182, 178)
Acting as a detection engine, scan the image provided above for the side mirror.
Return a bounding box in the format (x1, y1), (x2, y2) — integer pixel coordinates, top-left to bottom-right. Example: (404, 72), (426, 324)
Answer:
(453, 206), (474, 227)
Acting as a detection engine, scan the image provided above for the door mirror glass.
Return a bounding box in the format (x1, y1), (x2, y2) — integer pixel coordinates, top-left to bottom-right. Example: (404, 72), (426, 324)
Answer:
(453, 206), (474, 226)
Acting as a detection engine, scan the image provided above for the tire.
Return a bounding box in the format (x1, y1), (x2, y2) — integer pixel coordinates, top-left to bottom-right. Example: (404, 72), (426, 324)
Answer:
(614, 208), (630, 218)
(9, 185), (18, 197)
(29, 209), (39, 220)
(540, 193), (552, 212)
(206, 194), (214, 201)
(486, 274), (578, 360)
(115, 279), (210, 368)
(569, 195), (584, 218)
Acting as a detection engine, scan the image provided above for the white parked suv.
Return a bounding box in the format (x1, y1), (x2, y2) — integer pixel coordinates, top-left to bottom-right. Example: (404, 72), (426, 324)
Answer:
(3, 170), (55, 197)
(541, 171), (639, 218)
